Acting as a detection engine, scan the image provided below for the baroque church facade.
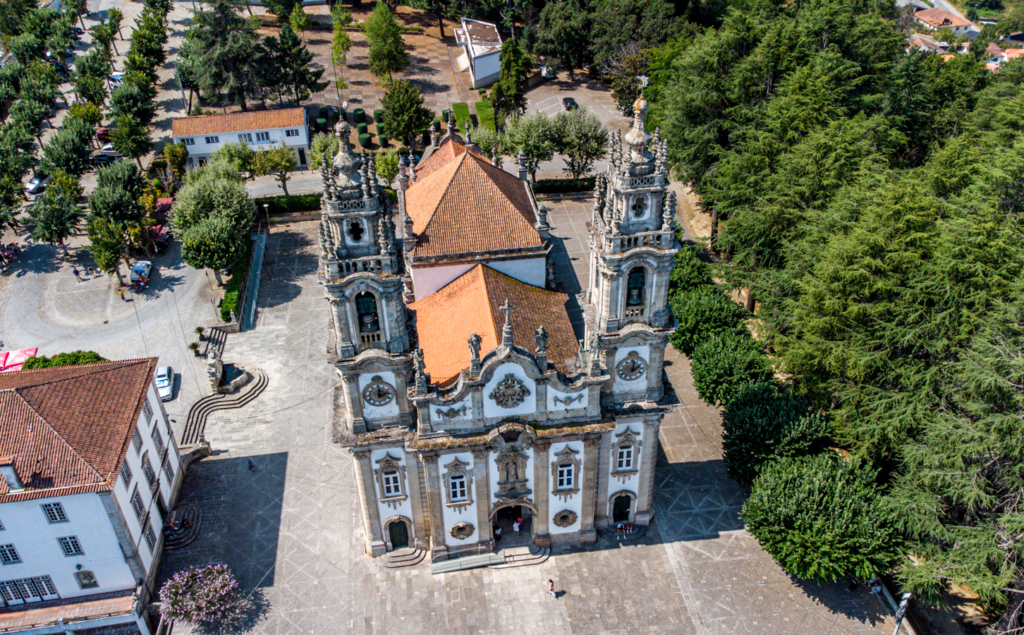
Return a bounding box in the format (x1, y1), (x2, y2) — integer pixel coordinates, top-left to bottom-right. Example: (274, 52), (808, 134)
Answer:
(318, 96), (678, 560)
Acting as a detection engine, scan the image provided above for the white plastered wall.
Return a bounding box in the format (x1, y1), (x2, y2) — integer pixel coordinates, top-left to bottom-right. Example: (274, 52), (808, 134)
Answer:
(439, 453), (478, 546)
(548, 441), (585, 534)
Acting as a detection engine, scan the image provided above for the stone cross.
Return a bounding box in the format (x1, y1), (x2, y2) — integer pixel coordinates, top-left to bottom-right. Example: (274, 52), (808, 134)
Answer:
(500, 299), (515, 348)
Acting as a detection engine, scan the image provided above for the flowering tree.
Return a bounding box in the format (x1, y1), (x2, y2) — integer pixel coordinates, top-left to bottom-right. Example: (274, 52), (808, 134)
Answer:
(159, 564), (239, 625)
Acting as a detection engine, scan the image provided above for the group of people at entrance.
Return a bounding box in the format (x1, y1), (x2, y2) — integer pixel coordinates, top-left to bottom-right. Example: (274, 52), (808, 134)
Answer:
(492, 514), (524, 544)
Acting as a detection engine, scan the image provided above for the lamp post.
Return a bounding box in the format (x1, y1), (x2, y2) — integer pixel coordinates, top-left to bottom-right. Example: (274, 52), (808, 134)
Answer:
(263, 203), (270, 229)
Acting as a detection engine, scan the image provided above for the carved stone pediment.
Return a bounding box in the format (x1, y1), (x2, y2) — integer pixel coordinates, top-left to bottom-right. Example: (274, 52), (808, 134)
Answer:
(489, 373), (531, 409)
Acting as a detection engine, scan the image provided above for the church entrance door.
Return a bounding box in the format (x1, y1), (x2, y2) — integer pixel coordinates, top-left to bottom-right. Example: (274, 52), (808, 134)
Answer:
(612, 494), (631, 523)
(388, 520), (409, 550)
(492, 504), (533, 549)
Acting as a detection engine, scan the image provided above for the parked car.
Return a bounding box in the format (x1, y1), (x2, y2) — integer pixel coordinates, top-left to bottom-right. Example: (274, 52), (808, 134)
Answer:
(90, 154), (116, 167)
(98, 144), (122, 156)
(155, 365), (174, 401)
(562, 97), (579, 111)
(25, 173), (49, 195)
(108, 72), (124, 87)
(130, 260), (152, 285)
(96, 127), (114, 142)
(72, 26), (84, 36)
(541, 65), (557, 79)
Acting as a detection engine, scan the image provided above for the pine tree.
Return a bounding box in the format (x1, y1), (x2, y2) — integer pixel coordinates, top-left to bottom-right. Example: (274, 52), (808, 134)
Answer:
(379, 80), (432, 151)
(534, 0), (591, 81)
(495, 38), (531, 116)
(271, 22), (327, 104)
(365, 2), (408, 81)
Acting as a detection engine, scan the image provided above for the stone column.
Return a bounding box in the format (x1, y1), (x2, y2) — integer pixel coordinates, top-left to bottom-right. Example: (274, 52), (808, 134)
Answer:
(352, 450), (386, 556)
(599, 269), (617, 332)
(532, 440), (551, 547)
(330, 298), (355, 358)
(579, 437), (600, 543)
(472, 449), (493, 553)
(422, 453), (448, 560)
(646, 342), (667, 402)
(635, 418), (661, 525)
(406, 454), (428, 550)
(342, 374), (366, 433)
(594, 432), (610, 529)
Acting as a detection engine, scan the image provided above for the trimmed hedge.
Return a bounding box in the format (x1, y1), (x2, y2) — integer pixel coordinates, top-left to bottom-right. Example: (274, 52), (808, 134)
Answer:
(475, 100), (496, 131)
(353, 108), (365, 124)
(533, 177), (596, 194)
(254, 194), (321, 215)
(220, 236), (252, 322)
(373, 109), (383, 123)
(380, 136), (389, 147)
(23, 351), (107, 369)
(356, 122), (368, 135)
(358, 132), (372, 148)
(452, 102), (471, 132)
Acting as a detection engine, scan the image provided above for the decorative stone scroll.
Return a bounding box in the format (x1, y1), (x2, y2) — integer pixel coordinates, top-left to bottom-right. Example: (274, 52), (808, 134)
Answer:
(552, 509), (578, 528)
(449, 521), (475, 540)
(553, 393), (584, 407)
(489, 373), (531, 409)
(436, 405), (467, 420)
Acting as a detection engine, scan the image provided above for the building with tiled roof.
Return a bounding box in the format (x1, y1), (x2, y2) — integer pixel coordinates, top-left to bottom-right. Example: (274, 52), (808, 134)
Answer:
(170, 107), (310, 170)
(0, 359), (183, 632)
(453, 18), (502, 88)
(915, 7), (973, 34)
(317, 97), (677, 561)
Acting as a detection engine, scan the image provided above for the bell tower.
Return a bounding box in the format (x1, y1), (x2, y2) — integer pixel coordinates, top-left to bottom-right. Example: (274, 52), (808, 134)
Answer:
(585, 95), (678, 404)
(320, 121), (413, 432)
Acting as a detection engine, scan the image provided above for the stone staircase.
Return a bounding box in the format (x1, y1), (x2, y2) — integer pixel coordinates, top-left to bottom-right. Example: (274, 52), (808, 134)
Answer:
(493, 544), (550, 569)
(162, 505), (203, 551)
(596, 523), (648, 543)
(382, 547), (426, 569)
(180, 367), (269, 445)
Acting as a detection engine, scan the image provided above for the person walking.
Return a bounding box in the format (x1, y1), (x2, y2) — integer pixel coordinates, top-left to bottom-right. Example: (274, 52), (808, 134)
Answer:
(72, 267), (80, 282)
(547, 579), (557, 599)
(87, 265), (94, 276)
(513, 520), (520, 537)
(118, 287), (125, 301)
(494, 525), (502, 543)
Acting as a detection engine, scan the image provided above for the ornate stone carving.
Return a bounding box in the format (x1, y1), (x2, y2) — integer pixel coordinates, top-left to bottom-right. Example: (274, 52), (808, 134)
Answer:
(362, 375), (395, 407)
(489, 373), (531, 409)
(616, 351), (647, 381)
(436, 405), (468, 420)
(552, 509), (578, 528)
(442, 457), (473, 512)
(551, 445), (582, 502)
(534, 326), (548, 354)
(495, 449), (531, 500)
(449, 521), (475, 540)
(553, 393), (584, 407)
(468, 332), (481, 360)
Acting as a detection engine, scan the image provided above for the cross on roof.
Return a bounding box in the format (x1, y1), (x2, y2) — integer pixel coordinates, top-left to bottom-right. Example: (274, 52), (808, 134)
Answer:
(500, 299), (516, 326)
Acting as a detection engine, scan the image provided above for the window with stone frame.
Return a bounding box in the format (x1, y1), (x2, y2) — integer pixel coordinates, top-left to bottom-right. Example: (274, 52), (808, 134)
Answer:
(130, 488), (145, 519)
(162, 454), (174, 482)
(41, 503), (67, 523)
(152, 426), (164, 454)
(442, 457), (473, 511)
(611, 427), (642, 480)
(57, 536), (83, 556)
(0, 545), (19, 564)
(132, 428), (143, 454)
(143, 520), (156, 551)
(141, 453), (157, 488)
(142, 399), (153, 424)
(551, 445), (582, 502)
(119, 462), (132, 488)
(373, 453), (408, 508)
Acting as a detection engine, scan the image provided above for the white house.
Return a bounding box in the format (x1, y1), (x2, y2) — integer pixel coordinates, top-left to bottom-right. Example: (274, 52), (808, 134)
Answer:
(914, 7), (974, 35)
(170, 107), (310, 169)
(0, 358), (184, 635)
(454, 18), (502, 88)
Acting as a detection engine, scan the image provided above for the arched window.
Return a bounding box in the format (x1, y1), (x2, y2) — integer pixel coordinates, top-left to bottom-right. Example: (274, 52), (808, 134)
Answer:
(626, 267), (645, 307)
(356, 292), (379, 333)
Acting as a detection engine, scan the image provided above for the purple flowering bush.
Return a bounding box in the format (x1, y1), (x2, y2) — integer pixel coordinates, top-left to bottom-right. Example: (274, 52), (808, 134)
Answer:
(160, 563), (239, 625)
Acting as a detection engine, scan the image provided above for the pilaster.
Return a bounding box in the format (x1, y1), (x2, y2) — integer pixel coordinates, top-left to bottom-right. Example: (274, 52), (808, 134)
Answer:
(352, 450), (386, 556)
(579, 437), (600, 543)
(341, 374), (366, 433)
(422, 453), (448, 560)
(472, 449), (493, 552)
(594, 431), (610, 528)
(532, 440), (551, 546)
(406, 454), (428, 550)
(635, 418), (661, 525)
(330, 298), (355, 358)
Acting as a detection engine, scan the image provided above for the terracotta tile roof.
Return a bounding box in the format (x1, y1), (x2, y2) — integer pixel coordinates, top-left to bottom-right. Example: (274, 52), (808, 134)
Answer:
(0, 359), (157, 502)
(171, 107), (306, 138)
(409, 264), (578, 386)
(915, 7), (973, 28)
(406, 152), (543, 258)
(0, 590), (136, 629)
(415, 137), (468, 179)
(1004, 48), (1024, 59)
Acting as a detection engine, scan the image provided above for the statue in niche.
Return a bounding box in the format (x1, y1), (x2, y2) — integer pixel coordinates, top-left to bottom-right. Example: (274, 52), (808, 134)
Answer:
(506, 462), (518, 483)
(534, 326), (548, 354)
(468, 332), (481, 360)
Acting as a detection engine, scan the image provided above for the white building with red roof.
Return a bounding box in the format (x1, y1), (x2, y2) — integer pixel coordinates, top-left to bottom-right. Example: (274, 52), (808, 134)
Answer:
(170, 107), (310, 169)
(0, 359), (183, 634)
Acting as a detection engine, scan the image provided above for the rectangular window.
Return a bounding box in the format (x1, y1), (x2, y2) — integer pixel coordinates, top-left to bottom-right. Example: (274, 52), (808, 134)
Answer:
(255, 131), (270, 142)
(162, 455), (174, 482)
(58, 536), (83, 556)
(130, 489), (145, 519)
(142, 455), (157, 488)
(285, 129), (299, 137)
(204, 136), (219, 144)
(238, 133), (253, 144)
(1, 576), (57, 601)
(152, 427), (164, 454)
(143, 521), (156, 551)
(382, 471), (401, 497)
(0, 545), (20, 564)
(42, 503), (67, 523)
(120, 462), (132, 488)
(132, 428), (143, 453)
(449, 475), (467, 502)
(182, 137), (195, 146)
(557, 465), (574, 490)
(616, 447), (633, 471)
(142, 399), (153, 424)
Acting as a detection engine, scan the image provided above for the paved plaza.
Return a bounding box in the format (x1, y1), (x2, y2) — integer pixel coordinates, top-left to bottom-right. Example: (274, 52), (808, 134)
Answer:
(158, 206), (897, 635)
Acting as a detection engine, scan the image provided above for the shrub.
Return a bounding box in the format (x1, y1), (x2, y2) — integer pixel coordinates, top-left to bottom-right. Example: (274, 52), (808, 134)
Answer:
(358, 132), (372, 148)
(669, 243), (713, 296)
(159, 563), (240, 625)
(669, 285), (745, 355)
(23, 351), (107, 369)
(353, 108), (365, 123)
(742, 454), (903, 583)
(722, 383), (833, 484)
(452, 102), (471, 132)
(691, 332), (772, 406)
(221, 289), (240, 322)
(218, 235), (252, 322)
(373, 108), (384, 123)
(532, 177), (596, 194)
(475, 99), (496, 131)
(380, 136), (389, 147)
(254, 194), (321, 215)
(356, 122), (368, 135)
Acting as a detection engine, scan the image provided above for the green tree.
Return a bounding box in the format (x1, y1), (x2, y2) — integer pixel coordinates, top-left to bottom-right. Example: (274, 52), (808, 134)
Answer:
(264, 0), (297, 19)
(552, 107), (607, 182)
(255, 144), (297, 197)
(9, 32), (44, 63)
(267, 23), (327, 103)
(504, 112), (554, 182)
(108, 81), (156, 125)
(589, 0), (678, 69)
(742, 454), (903, 583)
(668, 243), (712, 296)
(534, 0), (591, 81)
(375, 148), (400, 186)
(86, 215), (128, 282)
(164, 142), (189, 181)
(365, 2), (408, 80)
(40, 115), (94, 177)
(67, 101), (103, 128)
(288, 3), (310, 42)
(330, 7), (352, 107)
(379, 80), (432, 151)
(468, 125), (505, 161)
(110, 115), (153, 169)
(180, 214), (248, 278)
(691, 332), (772, 406)
(212, 142), (259, 180)
(90, 20), (117, 56)
(495, 37), (532, 116)
(668, 285), (744, 355)
(89, 160), (146, 225)
(108, 7), (124, 39)
(29, 186), (81, 257)
(309, 132), (339, 168)
(191, 0), (265, 111)
(22, 351), (107, 369)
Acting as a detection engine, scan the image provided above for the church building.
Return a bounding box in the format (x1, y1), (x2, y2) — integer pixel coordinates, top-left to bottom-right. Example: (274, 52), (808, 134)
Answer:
(319, 96), (678, 560)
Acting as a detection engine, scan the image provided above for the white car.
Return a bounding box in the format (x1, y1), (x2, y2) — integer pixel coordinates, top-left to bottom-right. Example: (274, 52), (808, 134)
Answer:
(130, 260), (152, 283)
(108, 72), (124, 86)
(98, 143), (122, 156)
(25, 173), (49, 195)
(155, 365), (174, 401)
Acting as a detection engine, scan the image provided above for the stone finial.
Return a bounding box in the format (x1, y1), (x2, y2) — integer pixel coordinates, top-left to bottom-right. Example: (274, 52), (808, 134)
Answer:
(499, 299), (516, 348)
(398, 162), (410, 192)
(491, 146), (503, 169)
(517, 150), (528, 181)
(663, 190), (676, 227)
(534, 325), (548, 354)
(468, 332), (482, 376)
(414, 348), (428, 393)
(431, 122), (441, 148)
(588, 333), (602, 376)
(465, 125), (472, 144)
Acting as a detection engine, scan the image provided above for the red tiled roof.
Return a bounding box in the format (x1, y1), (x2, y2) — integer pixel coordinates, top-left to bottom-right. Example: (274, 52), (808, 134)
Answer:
(171, 107), (305, 138)
(915, 7), (972, 28)
(415, 137), (468, 179)
(406, 152), (543, 259)
(0, 590), (136, 630)
(409, 264), (578, 386)
(0, 359), (157, 502)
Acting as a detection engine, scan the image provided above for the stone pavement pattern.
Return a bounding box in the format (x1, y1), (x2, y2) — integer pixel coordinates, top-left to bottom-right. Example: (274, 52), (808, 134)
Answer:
(159, 217), (896, 635)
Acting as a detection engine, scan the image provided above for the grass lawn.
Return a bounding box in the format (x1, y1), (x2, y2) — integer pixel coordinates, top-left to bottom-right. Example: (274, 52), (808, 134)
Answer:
(475, 100), (497, 131)
(452, 102), (472, 132)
